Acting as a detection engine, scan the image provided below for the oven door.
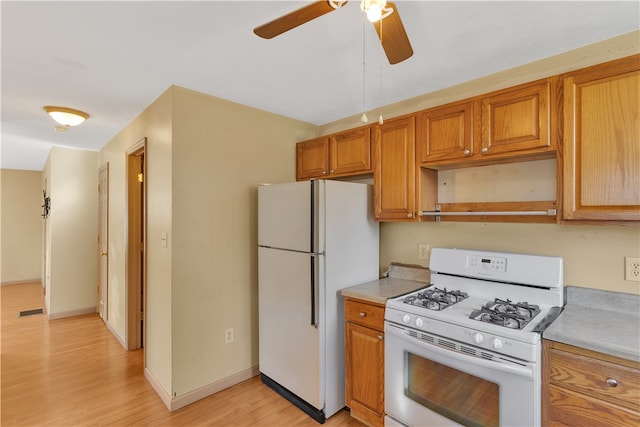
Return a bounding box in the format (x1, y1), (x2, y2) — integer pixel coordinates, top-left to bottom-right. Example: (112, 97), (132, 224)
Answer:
(384, 322), (540, 427)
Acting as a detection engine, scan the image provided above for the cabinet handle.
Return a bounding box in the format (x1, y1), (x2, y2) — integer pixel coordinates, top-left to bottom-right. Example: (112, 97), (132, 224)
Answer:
(100, 252), (107, 256)
(606, 378), (618, 387)
(359, 312), (367, 317)
(330, 169), (335, 173)
(407, 213), (413, 218)
(463, 149), (471, 156)
(481, 147), (489, 153)
(378, 335), (384, 340)
(322, 171), (327, 174)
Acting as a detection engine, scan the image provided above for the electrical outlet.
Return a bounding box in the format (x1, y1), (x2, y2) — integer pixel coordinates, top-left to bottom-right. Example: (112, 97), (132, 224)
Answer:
(625, 257), (640, 282)
(224, 327), (234, 344)
(418, 244), (430, 260)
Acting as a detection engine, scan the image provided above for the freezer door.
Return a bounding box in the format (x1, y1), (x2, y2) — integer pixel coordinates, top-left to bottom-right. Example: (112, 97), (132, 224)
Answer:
(258, 246), (323, 410)
(258, 181), (312, 252)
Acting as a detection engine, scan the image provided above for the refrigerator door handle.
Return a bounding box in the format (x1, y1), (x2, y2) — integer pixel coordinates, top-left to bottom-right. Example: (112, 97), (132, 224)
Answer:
(310, 253), (319, 328)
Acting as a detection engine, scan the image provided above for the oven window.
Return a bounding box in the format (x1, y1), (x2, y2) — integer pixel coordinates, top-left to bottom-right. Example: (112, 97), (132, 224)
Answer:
(406, 352), (499, 427)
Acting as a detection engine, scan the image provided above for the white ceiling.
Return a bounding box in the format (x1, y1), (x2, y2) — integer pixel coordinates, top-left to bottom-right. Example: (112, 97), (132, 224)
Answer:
(2, 1), (638, 171)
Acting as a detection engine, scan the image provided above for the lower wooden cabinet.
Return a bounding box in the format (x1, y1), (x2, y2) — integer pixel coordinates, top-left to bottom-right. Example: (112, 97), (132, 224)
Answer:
(344, 298), (385, 427)
(543, 340), (640, 426)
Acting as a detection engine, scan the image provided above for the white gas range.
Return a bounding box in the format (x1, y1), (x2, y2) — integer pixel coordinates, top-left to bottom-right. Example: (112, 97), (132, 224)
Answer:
(384, 248), (564, 427)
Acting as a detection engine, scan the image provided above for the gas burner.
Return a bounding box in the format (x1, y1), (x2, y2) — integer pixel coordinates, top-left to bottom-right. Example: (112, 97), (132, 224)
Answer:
(469, 298), (541, 329)
(403, 287), (468, 311)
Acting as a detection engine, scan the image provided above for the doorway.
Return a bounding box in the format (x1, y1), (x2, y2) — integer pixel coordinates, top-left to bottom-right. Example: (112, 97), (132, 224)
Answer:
(98, 163), (109, 321)
(126, 138), (146, 351)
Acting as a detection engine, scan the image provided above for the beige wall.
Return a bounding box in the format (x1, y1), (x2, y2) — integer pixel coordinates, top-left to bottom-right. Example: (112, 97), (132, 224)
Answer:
(99, 85), (317, 400)
(0, 169), (43, 284)
(322, 31), (640, 296)
(43, 147), (99, 316)
(99, 87), (174, 394)
(170, 86), (317, 396)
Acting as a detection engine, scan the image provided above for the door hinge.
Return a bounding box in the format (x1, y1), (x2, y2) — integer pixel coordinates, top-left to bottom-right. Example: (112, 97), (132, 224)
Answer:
(138, 311), (144, 321)
(138, 173), (144, 183)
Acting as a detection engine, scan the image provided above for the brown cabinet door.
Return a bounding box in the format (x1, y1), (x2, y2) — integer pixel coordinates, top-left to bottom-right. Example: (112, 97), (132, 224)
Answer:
(345, 321), (384, 427)
(417, 100), (474, 164)
(329, 127), (372, 176)
(296, 137), (329, 180)
(480, 80), (551, 156)
(562, 55), (640, 221)
(374, 115), (416, 221)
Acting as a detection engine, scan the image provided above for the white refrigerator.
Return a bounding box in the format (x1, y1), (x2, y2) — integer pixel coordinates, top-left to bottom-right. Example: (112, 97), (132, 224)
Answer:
(258, 179), (379, 423)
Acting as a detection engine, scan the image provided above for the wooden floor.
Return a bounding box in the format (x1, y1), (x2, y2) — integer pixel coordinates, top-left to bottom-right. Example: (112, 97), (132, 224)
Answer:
(1, 283), (365, 426)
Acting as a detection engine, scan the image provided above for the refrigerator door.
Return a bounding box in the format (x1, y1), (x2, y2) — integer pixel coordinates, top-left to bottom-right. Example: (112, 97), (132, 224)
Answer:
(258, 181), (313, 252)
(258, 246), (323, 410)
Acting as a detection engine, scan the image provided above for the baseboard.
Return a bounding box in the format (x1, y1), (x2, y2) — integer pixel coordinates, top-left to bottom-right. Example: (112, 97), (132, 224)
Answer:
(169, 366), (260, 411)
(105, 321), (128, 350)
(144, 365), (259, 412)
(1, 279), (41, 286)
(144, 368), (173, 411)
(48, 306), (96, 320)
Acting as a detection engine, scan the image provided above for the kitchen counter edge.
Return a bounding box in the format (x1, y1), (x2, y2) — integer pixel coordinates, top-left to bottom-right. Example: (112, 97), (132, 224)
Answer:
(341, 277), (429, 306)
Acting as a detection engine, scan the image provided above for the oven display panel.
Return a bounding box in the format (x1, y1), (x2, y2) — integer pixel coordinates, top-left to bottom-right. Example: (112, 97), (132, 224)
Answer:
(467, 255), (507, 273)
(406, 352), (499, 427)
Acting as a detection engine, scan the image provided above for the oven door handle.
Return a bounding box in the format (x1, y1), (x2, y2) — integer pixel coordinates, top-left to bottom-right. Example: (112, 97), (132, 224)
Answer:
(385, 324), (534, 379)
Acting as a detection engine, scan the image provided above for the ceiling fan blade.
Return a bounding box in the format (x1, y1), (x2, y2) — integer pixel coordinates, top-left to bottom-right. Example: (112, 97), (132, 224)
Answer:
(254, 1), (346, 39)
(372, 2), (413, 64)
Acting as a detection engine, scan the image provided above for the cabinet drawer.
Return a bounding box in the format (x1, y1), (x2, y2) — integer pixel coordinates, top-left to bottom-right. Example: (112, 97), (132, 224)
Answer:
(548, 348), (640, 411)
(548, 384), (640, 427)
(345, 299), (384, 331)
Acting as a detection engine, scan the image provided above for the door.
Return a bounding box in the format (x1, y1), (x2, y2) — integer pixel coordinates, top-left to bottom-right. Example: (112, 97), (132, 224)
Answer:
(98, 163), (109, 321)
(258, 247), (322, 409)
(127, 139), (146, 350)
(374, 115), (416, 221)
(385, 323), (538, 427)
(258, 181), (313, 252)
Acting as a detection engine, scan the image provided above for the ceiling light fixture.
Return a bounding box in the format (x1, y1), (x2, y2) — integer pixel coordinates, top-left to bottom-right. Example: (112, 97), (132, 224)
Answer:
(360, 0), (392, 23)
(43, 106), (89, 127)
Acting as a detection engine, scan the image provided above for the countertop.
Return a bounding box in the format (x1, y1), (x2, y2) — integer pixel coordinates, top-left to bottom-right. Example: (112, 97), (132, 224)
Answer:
(341, 263), (430, 305)
(543, 286), (640, 363)
(341, 277), (429, 305)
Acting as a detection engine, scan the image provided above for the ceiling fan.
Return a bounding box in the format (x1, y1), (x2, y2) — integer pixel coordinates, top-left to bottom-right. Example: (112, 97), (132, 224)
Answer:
(253, 0), (413, 65)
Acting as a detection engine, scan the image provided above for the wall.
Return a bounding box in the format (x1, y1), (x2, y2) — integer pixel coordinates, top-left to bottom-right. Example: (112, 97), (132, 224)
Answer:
(44, 147), (99, 317)
(98, 85), (317, 403)
(170, 86), (317, 396)
(0, 169), (43, 284)
(321, 31), (640, 296)
(98, 87), (174, 395)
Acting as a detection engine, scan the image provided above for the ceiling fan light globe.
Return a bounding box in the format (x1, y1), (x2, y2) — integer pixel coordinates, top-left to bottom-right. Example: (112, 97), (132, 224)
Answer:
(367, 6), (382, 22)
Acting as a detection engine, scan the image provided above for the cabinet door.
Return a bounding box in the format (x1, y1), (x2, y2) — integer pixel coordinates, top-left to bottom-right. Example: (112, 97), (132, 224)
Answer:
(329, 127), (372, 176)
(345, 321), (384, 427)
(417, 100), (474, 164)
(374, 115), (416, 221)
(296, 137), (329, 180)
(480, 80), (551, 156)
(563, 55), (640, 221)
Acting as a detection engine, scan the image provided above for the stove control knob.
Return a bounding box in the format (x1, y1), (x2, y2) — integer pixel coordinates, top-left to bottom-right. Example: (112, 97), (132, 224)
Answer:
(415, 318), (424, 328)
(402, 314), (411, 324)
(492, 338), (503, 350)
(473, 333), (484, 344)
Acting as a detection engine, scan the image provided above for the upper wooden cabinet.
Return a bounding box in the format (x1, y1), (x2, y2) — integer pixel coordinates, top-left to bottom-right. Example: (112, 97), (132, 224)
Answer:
(418, 79), (557, 168)
(296, 137), (329, 180)
(479, 79), (553, 157)
(562, 55), (640, 222)
(296, 127), (372, 181)
(374, 115), (416, 221)
(417, 100), (474, 164)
